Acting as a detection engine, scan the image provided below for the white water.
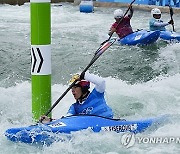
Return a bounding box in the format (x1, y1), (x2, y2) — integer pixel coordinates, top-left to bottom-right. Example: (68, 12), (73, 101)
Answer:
(1, 3), (180, 154)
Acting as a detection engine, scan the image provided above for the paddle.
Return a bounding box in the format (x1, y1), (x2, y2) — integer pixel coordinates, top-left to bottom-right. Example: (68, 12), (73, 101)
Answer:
(169, 5), (175, 32)
(39, 38), (116, 122)
(101, 0), (136, 45)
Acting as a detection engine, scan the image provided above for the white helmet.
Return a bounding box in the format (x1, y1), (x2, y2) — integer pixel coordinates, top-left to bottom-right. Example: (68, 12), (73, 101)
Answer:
(151, 8), (161, 17)
(114, 9), (124, 19)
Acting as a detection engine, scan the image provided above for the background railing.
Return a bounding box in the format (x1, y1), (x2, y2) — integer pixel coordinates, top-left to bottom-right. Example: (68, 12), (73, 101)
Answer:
(0, 0), (179, 7)
(96, 0), (180, 7)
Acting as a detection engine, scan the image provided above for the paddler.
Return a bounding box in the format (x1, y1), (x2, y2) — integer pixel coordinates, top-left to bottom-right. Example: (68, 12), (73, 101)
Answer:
(108, 6), (134, 39)
(149, 8), (174, 31)
(40, 72), (113, 123)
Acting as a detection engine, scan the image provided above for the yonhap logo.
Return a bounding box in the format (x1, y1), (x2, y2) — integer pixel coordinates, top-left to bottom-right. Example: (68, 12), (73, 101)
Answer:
(121, 133), (180, 148)
(121, 133), (136, 148)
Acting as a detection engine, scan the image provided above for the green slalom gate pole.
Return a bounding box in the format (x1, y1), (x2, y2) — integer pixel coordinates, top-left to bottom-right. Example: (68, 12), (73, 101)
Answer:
(30, 0), (51, 121)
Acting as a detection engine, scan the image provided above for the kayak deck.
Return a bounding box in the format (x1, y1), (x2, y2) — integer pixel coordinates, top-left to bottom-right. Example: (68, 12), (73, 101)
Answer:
(118, 30), (160, 45)
(5, 115), (168, 145)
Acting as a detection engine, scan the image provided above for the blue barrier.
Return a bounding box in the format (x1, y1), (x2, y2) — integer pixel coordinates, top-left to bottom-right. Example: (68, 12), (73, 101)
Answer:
(79, 0), (94, 13)
(135, 0), (149, 4)
(96, 0), (180, 7)
(97, 0), (115, 2)
(153, 0), (179, 6)
(114, 0), (132, 3)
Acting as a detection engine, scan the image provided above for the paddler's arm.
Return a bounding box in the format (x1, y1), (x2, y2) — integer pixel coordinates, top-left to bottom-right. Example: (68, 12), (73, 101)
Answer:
(154, 22), (169, 27)
(153, 20), (174, 27)
(83, 71), (105, 93)
(108, 27), (116, 36)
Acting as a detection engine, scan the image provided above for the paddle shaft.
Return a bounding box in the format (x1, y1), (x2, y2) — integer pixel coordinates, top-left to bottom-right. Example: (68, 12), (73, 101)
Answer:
(44, 80), (75, 116)
(169, 5), (175, 32)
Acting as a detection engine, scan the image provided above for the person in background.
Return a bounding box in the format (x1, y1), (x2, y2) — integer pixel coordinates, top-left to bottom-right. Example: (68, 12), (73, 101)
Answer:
(108, 6), (134, 39)
(40, 72), (113, 123)
(149, 8), (174, 31)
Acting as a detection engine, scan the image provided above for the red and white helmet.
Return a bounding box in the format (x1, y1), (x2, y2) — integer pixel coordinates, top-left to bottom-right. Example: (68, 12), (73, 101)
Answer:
(74, 80), (90, 94)
(75, 80), (90, 89)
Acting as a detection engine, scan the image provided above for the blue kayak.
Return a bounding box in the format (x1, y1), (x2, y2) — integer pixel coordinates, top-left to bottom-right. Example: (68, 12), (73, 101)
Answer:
(160, 31), (180, 42)
(118, 30), (160, 45)
(5, 115), (167, 145)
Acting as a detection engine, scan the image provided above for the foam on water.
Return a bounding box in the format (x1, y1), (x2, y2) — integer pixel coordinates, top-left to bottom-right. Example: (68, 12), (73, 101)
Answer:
(1, 73), (180, 153)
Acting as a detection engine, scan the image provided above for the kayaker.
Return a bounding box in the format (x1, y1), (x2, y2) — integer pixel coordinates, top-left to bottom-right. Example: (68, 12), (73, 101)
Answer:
(40, 72), (113, 123)
(67, 72), (113, 117)
(149, 8), (174, 31)
(108, 6), (134, 39)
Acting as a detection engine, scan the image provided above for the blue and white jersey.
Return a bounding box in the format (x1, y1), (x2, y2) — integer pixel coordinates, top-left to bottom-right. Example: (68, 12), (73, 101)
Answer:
(67, 72), (113, 118)
(68, 88), (113, 118)
(149, 18), (168, 31)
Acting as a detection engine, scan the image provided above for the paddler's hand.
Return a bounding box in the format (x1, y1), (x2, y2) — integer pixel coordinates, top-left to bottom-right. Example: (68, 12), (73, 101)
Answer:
(128, 5), (133, 10)
(80, 72), (85, 80)
(39, 115), (51, 124)
(168, 19), (174, 25)
(108, 28), (116, 36)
